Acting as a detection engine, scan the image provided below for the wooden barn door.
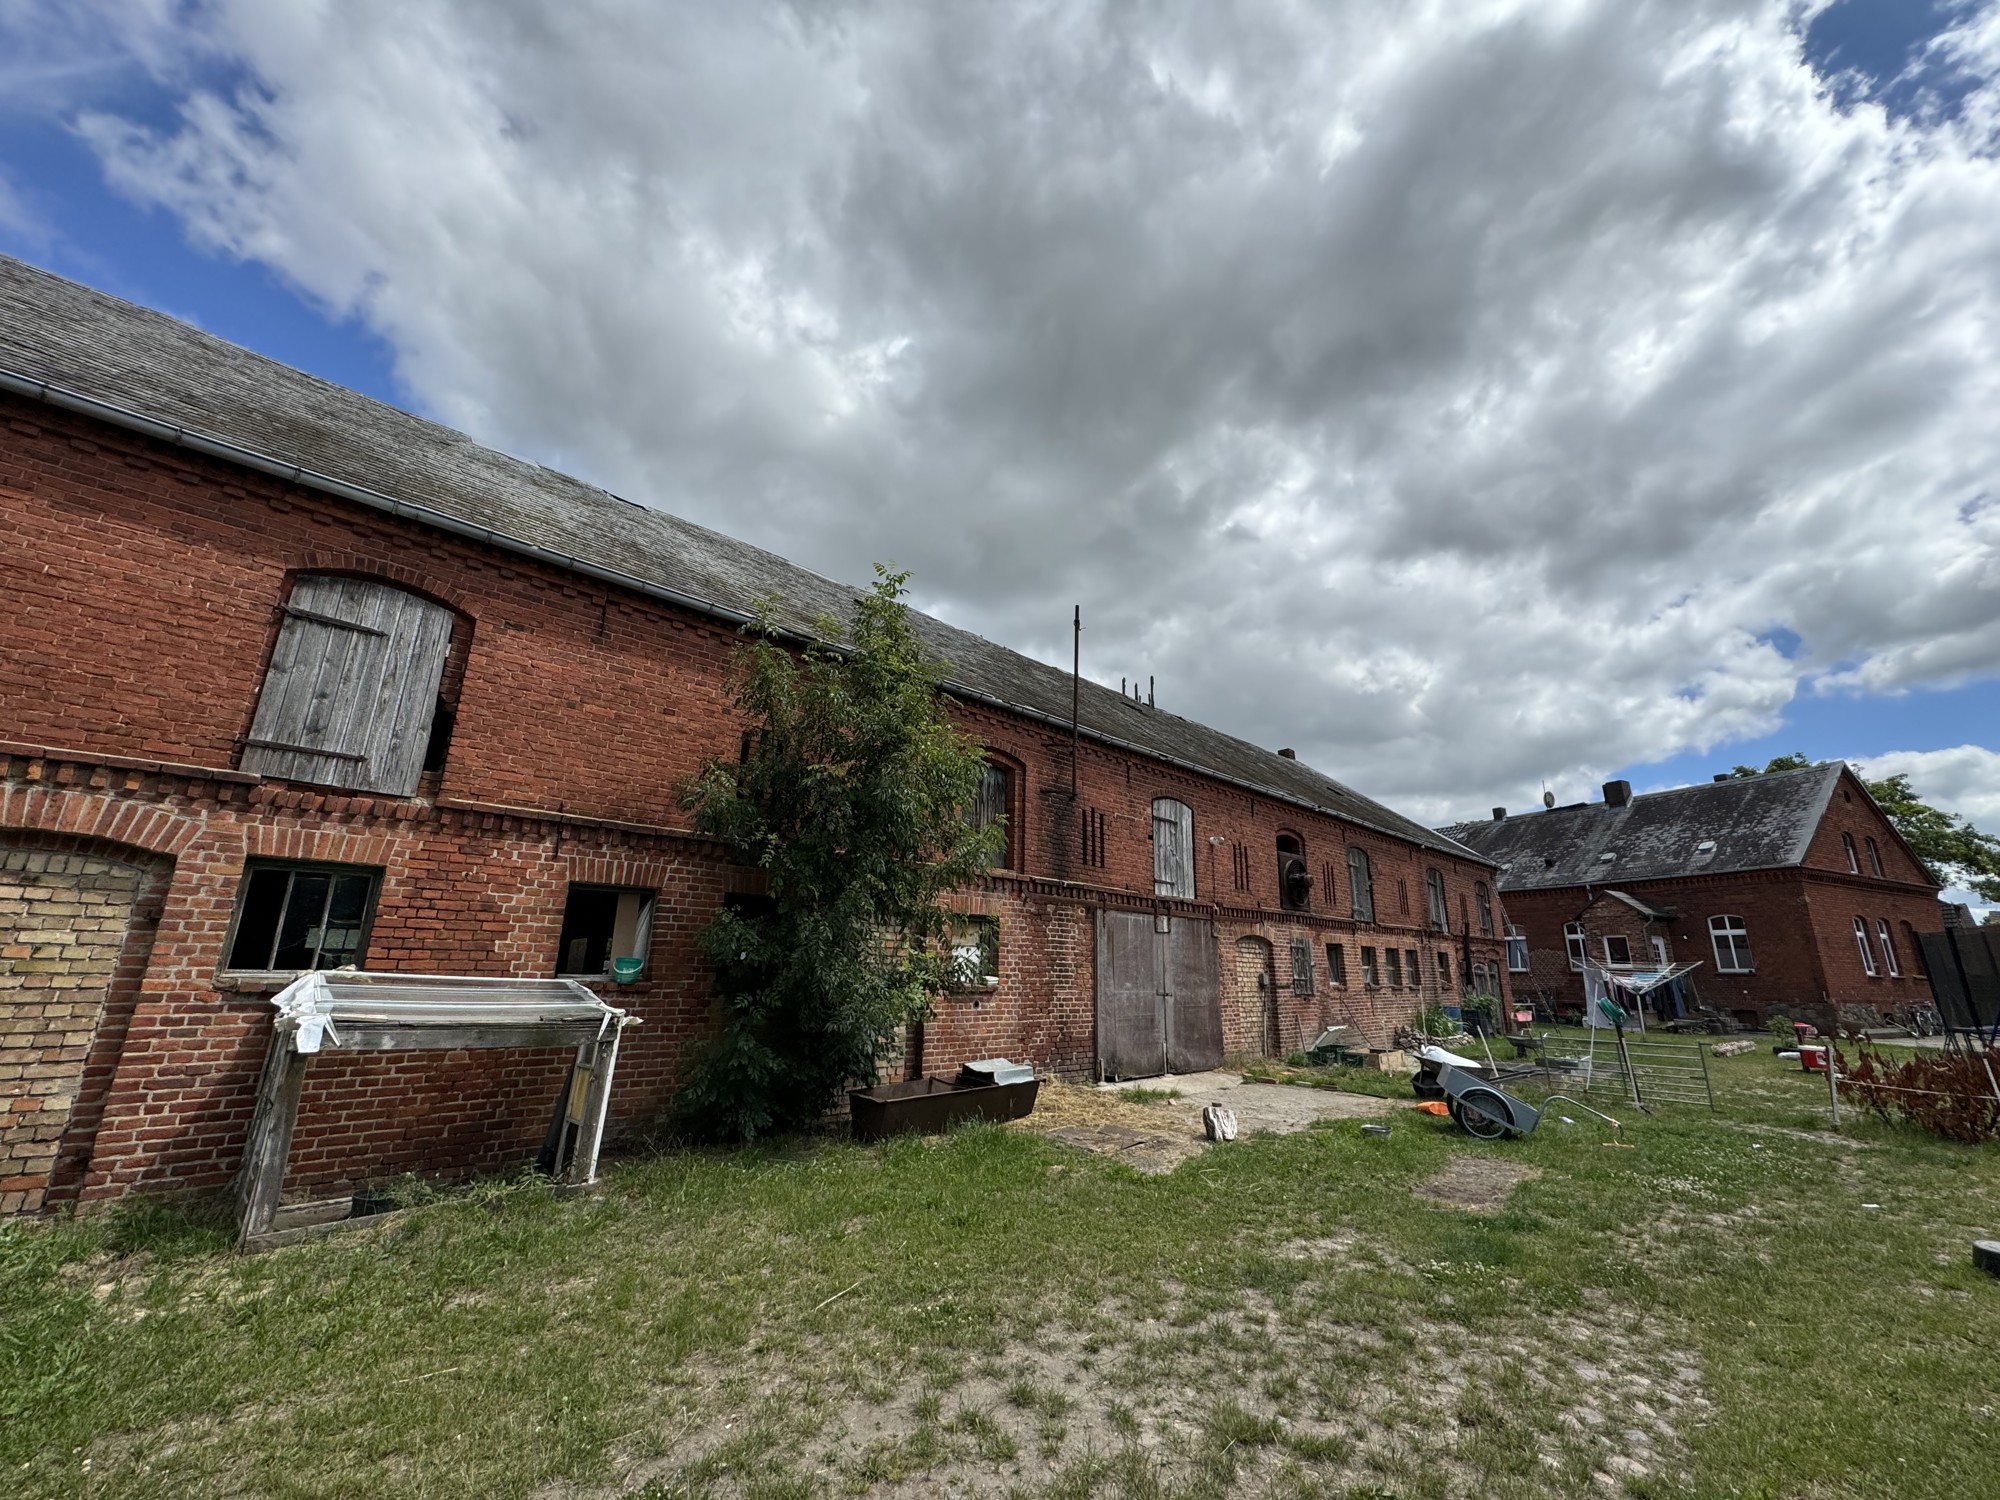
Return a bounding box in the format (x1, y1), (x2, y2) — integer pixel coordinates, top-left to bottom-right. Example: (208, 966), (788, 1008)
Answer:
(1095, 912), (1222, 1079)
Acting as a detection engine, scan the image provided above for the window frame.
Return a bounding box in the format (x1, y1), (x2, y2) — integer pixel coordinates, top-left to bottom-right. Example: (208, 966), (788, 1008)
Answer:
(1853, 916), (1877, 977)
(1360, 945), (1379, 988)
(1384, 947), (1403, 988)
(1564, 921), (1588, 971)
(1876, 919), (1900, 978)
(1347, 846), (1375, 923)
(951, 915), (1002, 991)
(1709, 914), (1753, 974)
(1276, 832), (1311, 913)
(1842, 832), (1859, 873)
(555, 883), (658, 980)
(1865, 837), (1884, 878)
(968, 759), (1018, 870)
(1425, 868), (1449, 932)
(1151, 798), (1197, 899)
(1602, 934), (1632, 966)
(1475, 882), (1494, 936)
(1325, 942), (1348, 987)
(1505, 924), (1529, 972)
(222, 859), (381, 975)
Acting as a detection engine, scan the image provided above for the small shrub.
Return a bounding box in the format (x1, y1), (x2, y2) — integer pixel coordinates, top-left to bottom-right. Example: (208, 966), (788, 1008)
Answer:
(1836, 1040), (2000, 1143)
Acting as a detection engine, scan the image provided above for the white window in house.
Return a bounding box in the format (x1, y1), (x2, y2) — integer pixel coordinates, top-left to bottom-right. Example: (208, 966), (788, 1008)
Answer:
(1360, 945), (1379, 987)
(557, 886), (656, 979)
(242, 575), (457, 796)
(1348, 846), (1375, 922)
(1865, 837), (1884, 878)
(1426, 868), (1449, 931)
(1564, 921), (1588, 971)
(1854, 917), (1877, 977)
(1602, 934), (1632, 965)
(1710, 915), (1753, 973)
(1651, 936), (1671, 969)
(226, 861), (379, 972)
(1151, 798), (1196, 899)
(1505, 925), (1529, 972)
(1842, 833), (1859, 873)
(1876, 919), (1900, 977)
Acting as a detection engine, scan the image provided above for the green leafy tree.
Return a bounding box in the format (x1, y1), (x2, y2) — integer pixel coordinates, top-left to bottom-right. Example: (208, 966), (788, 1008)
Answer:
(1722, 752), (2000, 898)
(674, 568), (1002, 1140)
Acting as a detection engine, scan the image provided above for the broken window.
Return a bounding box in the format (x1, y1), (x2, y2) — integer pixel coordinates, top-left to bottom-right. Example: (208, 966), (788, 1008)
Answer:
(1505, 925), (1529, 972)
(1325, 943), (1347, 987)
(226, 862), (378, 973)
(556, 885), (656, 979)
(1289, 937), (1315, 996)
(953, 916), (1001, 989)
(1709, 915), (1752, 974)
(1276, 833), (1312, 912)
(241, 575), (457, 796)
(1475, 882), (1494, 936)
(1426, 869), (1449, 931)
(1152, 798), (1196, 898)
(1564, 921), (1587, 971)
(1360, 946), (1379, 987)
(1347, 846), (1374, 922)
(967, 761), (1015, 868)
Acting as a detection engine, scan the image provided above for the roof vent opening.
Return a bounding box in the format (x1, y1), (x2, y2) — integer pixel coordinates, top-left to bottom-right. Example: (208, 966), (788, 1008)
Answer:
(1694, 838), (1717, 857)
(1603, 779), (1632, 809)
(1277, 747), (1297, 760)
(1491, 806), (1507, 821)
(1598, 851), (1616, 862)
(1713, 773), (1730, 783)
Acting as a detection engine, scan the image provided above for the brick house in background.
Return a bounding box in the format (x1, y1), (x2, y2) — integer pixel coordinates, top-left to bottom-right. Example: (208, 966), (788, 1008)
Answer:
(0, 256), (1508, 1215)
(1443, 766), (1943, 1029)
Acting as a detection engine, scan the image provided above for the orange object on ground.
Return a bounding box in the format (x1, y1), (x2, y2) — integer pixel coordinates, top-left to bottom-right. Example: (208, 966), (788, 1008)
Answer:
(1413, 1100), (1451, 1116)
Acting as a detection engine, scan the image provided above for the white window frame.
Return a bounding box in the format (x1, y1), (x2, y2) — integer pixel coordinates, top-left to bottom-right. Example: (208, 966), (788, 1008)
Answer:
(1842, 833), (1859, 873)
(1564, 921), (1587, 971)
(1650, 935), (1671, 969)
(1866, 838), (1884, 878)
(1854, 917), (1877, 977)
(1505, 925), (1529, 972)
(1602, 934), (1632, 965)
(1876, 919), (1900, 977)
(1709, 915), (1752, 974)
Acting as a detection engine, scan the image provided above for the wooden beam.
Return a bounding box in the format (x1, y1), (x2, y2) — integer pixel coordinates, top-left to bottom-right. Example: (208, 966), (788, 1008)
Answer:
(237, 1030), (309, 1246)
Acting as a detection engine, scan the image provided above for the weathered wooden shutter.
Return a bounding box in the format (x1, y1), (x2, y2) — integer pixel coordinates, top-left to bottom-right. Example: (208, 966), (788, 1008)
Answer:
(1289, 937), (1314, 996)
(242, 576), (455, 796)
(1152, 799), (1194, 899)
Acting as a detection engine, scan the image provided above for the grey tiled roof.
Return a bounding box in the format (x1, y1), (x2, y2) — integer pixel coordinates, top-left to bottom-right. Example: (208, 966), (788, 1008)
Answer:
(1439, 763), (1845, 891)
(0, 254), (1478, 858)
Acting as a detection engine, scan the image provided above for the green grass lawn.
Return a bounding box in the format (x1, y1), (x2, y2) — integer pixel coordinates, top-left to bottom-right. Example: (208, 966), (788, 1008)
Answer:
(4, 1041), (1997, 1499)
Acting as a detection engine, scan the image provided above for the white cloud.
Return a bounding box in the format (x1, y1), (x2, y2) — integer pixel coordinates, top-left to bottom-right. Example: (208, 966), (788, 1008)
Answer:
(1855, 745), (2000, 828)
(12, 0), (2000, 822)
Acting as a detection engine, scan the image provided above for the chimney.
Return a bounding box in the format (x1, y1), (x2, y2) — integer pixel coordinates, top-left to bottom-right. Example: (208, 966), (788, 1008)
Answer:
(1277, 747), (1297, 760)
(1603, 779), (1632, 809)
(1491, 806), (1507, 821)
(1713, 773), (1730, 782)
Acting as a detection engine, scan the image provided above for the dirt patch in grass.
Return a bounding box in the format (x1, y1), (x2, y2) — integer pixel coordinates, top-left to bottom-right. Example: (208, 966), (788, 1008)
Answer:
(1414, 1154), (1542, 1213)
(1017, 1082), (1187, 1133)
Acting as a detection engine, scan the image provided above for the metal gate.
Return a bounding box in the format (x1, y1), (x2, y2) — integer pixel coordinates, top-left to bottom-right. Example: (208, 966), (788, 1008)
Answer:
(1542, 1033), (1715, 1111)
(1096, 911), (1223, 1079)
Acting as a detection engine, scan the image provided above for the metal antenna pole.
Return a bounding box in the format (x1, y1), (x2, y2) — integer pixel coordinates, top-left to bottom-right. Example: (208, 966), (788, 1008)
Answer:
(1070, 606), (1081, 797)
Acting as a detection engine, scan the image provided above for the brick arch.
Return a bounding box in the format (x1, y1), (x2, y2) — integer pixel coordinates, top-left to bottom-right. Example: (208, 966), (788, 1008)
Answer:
(0, 783), (207, 862)
(279, 550), (476, 616)
(0, 829), (176, 1212)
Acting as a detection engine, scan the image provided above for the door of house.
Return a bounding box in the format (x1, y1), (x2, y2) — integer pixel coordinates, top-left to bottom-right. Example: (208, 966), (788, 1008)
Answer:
(1095, 911), (1223, 1079)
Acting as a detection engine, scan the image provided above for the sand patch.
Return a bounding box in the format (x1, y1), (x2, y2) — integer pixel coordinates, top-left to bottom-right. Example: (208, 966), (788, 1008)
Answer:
(1414, 1154), (1541, 1213)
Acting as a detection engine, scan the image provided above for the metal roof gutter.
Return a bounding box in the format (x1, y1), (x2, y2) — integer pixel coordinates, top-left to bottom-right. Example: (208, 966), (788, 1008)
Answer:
(0, 364), (1487, 864)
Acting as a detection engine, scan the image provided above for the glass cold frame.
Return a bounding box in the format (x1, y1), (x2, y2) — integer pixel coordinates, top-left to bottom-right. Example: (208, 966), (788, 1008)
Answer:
(228, 865), (375, 971)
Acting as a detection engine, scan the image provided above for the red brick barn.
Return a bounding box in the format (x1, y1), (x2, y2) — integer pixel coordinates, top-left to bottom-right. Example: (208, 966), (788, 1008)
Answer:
(0, 257), (1510, 1215)
(1444, 769), (1944, 1030)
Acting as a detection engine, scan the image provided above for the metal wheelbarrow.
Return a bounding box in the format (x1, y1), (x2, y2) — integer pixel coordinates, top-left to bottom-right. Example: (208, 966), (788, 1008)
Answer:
(1432, 1061), (1620, 1141)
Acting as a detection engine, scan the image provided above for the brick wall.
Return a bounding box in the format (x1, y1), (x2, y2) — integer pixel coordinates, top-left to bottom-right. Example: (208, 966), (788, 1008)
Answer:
(0, 389), (1507, 1211)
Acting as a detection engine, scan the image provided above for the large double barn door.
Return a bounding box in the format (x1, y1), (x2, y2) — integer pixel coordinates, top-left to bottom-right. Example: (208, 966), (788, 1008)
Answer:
(1095, 912), (1223, 1079)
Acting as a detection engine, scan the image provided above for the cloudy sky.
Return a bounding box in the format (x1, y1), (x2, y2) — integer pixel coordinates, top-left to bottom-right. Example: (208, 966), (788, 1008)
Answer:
(3, 0), (1998, 840)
